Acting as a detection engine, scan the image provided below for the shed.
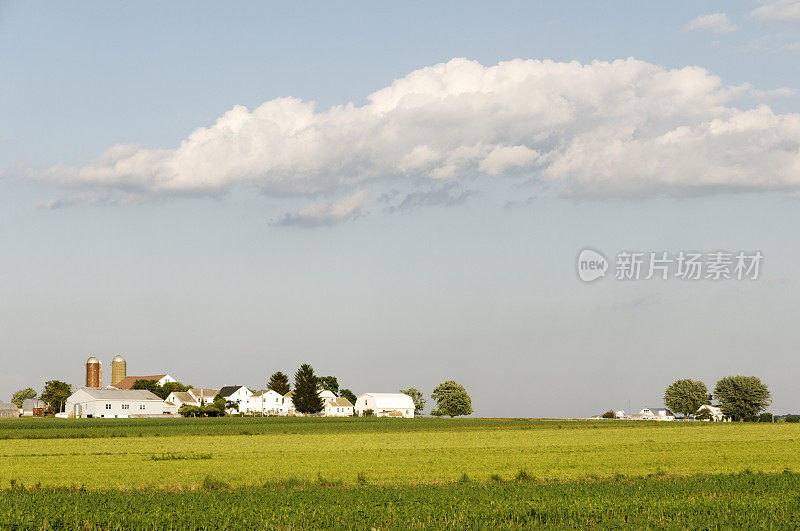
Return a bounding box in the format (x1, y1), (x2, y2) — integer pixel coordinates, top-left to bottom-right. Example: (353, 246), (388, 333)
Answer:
(355, 393), (415, 418)
(22, 399), (46, 416)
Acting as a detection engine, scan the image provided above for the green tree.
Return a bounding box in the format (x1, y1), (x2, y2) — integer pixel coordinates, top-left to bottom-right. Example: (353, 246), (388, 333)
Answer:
(714, 376), (771, 421)
(159, 381), (190, 400)
(40, 380), (72, 413)
(695, 409), (713, 421)
(213, 394), (227, 415)
(267, 372), (291, 395)
(293, 364), (323, 414)
(664, 379), (709, 418)
(131, 379), (161, 396)
(179, 404), (199, 417)
(400, 388), (426, 415)
(319, 376), (339, 396)
(600, 410), (615, 419)
(430, 381), (472, 417)
(11, 388), (37, 408)
(340, 388), (357, 406)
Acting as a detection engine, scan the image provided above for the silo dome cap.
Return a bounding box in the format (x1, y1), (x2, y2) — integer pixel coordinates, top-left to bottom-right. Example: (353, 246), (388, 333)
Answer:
(86, 356), (100, 363)
(112, 355), (126, 362)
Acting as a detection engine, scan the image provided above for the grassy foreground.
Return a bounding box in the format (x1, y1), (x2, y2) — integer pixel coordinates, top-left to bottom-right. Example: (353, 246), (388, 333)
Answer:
(1, 472), (798, 529)
(1, 418), (799, 488)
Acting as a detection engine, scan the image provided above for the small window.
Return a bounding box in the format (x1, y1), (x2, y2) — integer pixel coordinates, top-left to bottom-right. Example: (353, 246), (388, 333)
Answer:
(105, 404), (112, 410)
(140, 404), (146, 410)
(122, 404), (130, 410)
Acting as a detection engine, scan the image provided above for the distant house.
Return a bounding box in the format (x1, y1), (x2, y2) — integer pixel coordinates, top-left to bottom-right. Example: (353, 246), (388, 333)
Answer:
(219, 386), (253, 414)
(112, 374), (177, 390)
(284, 391), (296, 415)
(165, 391), (196, 409)
(188, 388), (221, 405)
(324, 397), (354, 417)
(65, 388), (167, 418)
(21, 399), (46, 416)
(631, 407), (675, 421)
(355, 393), (415, 418)
(248, 390), (287, 416)
(696, 404), (728, 422)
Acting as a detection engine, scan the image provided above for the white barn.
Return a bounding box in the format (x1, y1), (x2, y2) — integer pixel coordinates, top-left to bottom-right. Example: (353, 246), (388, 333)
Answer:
(355, 393), (415, 418)
(66, 388), (167, 418)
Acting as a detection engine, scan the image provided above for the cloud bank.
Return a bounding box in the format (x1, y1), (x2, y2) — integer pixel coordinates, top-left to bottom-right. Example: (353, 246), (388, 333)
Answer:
(40, 57), (800, 214)
(751, 0), (800, 22)
(684, 13), (737, 33)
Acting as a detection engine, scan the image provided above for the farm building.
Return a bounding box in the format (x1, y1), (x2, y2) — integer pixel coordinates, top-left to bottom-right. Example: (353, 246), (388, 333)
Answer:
(248, 389), (287, 415)
(219, 386), (253, 414)
(631, 407), (675, 421)
(696, 404), (728, 422)
(112, 374), (177, 390)
(65, 388), (167, 418)
(355, 393), (415, 418)
(188, 388), (221, 405)
(0, 401), (19, 418)
(165, 391), (196, 409)
(324, 397), (354, 417)
(22, 399), (46, 416)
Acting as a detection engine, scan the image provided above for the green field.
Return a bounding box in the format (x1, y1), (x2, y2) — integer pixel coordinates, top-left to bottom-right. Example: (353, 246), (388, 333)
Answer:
(1, 418), (799, 528)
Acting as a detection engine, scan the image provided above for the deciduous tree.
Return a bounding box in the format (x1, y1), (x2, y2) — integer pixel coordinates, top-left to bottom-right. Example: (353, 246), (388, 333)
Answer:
(664, 379), (709, 418)
(11, 388), (37, 408)
(430, 381), (472, 417)
(319, 376), (339, 396)
(40, 380), (72, 413)
(400, 388), (425, 415)
(340, 388), (357, 406)
(714, 376), (771, 421)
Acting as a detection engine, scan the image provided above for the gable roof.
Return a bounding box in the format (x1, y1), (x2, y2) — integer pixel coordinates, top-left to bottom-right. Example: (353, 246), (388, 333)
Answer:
(113, 375), (168, 390)
(188, 389), (220, 400)
(359, 393), (415, 410)
(73, 388), (163, 401)
(331, 397), (353, 407)
(219, 386), (249, 397)
(168, 391), (194, 403)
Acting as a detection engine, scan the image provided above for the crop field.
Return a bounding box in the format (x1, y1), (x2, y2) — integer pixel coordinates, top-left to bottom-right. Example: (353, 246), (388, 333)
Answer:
(1, 418), (800, 528)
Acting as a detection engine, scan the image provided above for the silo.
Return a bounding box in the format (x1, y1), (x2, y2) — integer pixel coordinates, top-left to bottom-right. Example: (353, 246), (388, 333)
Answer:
(111, 355), (127, 386)
(86, 356), (102, 387)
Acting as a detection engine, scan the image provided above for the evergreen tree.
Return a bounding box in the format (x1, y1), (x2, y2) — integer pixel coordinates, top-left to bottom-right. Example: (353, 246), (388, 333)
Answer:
(267, 371), (291, 395)
(293, 364), (323, 414)
(430, 381), (472, 417)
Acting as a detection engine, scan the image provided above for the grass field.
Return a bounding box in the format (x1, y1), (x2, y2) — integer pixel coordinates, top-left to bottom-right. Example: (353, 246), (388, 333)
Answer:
(1, 417), (799, 528)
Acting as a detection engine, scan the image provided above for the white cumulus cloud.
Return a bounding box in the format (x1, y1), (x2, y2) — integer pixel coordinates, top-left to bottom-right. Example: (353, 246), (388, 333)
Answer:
(38, 57), (800, 212)
(751, 0), (800, 22)
(683, 13), (737, 33)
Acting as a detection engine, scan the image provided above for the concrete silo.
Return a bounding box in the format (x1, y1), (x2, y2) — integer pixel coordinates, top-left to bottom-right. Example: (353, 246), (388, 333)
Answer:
(86, 356), (102, 387)
(111, 355), (127, 386)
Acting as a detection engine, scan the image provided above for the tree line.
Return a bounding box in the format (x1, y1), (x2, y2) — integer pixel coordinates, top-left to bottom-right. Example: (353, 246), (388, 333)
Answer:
(664, 375), (772, 421)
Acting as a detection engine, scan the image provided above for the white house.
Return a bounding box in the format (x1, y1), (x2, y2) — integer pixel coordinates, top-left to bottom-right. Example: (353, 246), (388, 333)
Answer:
(632, 407), (675, 421)
(165, 391), (195, 409)
(696, 404), (728, 422)
(65, 388), (167, 418)
(355, 393), (415, 418)
(219, 386), (253, 414)
(248, 389), (288, 415)
(324, 397), (354, 417)
(188, 388), (221, 405)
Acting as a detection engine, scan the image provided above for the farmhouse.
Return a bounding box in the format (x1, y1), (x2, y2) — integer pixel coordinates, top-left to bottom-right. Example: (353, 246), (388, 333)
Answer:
(632, 407), (675, 421)
(165, 391), (196, 408)
(112, 374), (177, 390)
(696, 404), (728, 422)
(248, 389), (287, 415)
(188, 388), (221, 405)
(65, 388), (167, 418)
(324, 397), (354, 417)
(219, 386), (253, 413)
(355, 393), (415, 418)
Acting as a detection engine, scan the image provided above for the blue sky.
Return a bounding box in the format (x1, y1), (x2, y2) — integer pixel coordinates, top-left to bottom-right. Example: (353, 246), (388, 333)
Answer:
(2, 1), (800, 416)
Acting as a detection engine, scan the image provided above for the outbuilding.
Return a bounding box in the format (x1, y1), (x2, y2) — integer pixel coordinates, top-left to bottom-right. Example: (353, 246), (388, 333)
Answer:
(65, 388), (167, 418)
(355, 393), (415, 418)
(0, 401), (19, 419)
(22, 399), (46, 416)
